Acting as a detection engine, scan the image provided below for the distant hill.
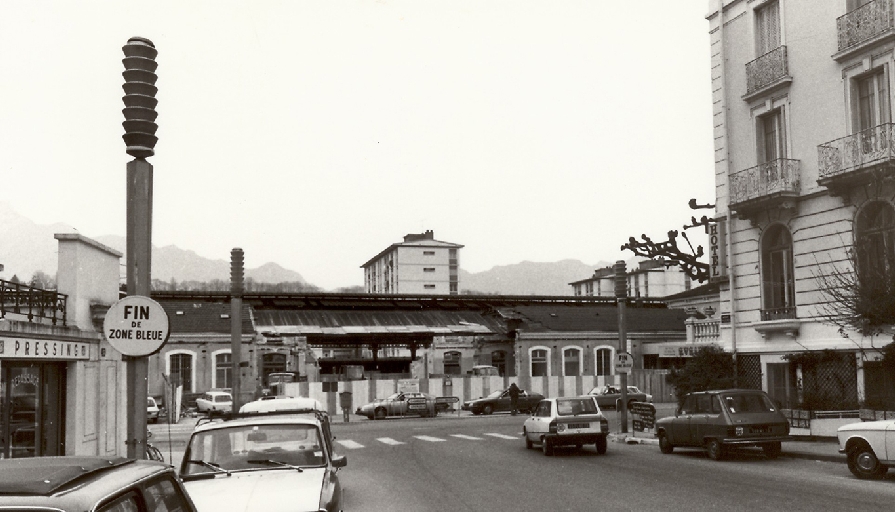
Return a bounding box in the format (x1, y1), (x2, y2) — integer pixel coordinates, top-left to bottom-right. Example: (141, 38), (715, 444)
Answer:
(0, 201), (618, 294)
(460, 259), (612, 296)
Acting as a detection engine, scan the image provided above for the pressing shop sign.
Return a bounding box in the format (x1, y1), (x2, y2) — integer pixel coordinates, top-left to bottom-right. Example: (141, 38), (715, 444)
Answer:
(103, 296), (170, 357)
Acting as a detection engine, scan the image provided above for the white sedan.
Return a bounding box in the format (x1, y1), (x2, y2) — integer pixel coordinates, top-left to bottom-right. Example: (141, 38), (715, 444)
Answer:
(196, 391), (233, 414)
(838, 418), (895, 479)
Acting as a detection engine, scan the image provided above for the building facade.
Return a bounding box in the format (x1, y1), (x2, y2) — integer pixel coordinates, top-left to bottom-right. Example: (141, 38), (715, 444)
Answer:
(570, 259), (695, 298)
(709, 0), (895, 408)
(362, 230), (463, 295)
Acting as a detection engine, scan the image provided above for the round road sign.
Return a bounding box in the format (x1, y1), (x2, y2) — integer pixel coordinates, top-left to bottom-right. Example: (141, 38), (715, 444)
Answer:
(615, 352), (633, 374)
(103, 295), (170, 357)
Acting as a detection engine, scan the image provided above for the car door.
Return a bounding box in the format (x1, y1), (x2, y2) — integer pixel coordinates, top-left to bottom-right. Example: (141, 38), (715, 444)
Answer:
(389, 394), (406, 415)
(671, 395), (699, 446)
(692, 394), (720, 445)
(526, 401), (552, 440)
(495, 391), (512, 412)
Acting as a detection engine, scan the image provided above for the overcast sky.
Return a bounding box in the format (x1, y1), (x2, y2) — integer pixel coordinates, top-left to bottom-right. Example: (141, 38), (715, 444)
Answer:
(0, 1), (716, 291)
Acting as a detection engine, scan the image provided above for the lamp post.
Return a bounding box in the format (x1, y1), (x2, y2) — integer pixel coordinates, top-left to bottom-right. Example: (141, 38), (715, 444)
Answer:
(615, 260), (629, 434)
(121, 36), (159, 459)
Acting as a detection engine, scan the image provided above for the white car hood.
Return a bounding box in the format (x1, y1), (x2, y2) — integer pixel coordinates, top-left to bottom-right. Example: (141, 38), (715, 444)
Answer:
(185, 468), (324, 512)
(839, 419), (895, 433)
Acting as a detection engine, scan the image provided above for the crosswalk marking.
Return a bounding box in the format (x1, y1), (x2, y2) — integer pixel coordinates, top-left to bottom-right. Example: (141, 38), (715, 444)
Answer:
(451, 434), (483, 440)
(485, 433), (518, 440)
(377, 437), (405, 445)
(414, 435), (446, 442)
(336, 440), (365, 449)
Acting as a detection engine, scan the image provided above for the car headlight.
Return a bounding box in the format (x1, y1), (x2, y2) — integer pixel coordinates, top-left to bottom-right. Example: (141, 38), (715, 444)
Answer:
(557, 423), (566, 433)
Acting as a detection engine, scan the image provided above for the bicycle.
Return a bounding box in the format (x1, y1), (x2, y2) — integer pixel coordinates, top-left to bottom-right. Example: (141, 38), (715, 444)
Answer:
(146, 430), (164, 462)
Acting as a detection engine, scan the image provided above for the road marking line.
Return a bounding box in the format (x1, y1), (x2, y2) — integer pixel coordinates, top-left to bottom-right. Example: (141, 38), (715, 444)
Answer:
(451, 434), (483, 440)
(485, 433), (518, 440)
(377, 437), (405, 445)
(414, 435), (446, 442)
(336, 440), (364, 449)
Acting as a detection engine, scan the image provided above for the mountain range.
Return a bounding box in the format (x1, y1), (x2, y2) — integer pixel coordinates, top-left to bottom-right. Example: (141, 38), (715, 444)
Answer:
(0, 202), (611, 295)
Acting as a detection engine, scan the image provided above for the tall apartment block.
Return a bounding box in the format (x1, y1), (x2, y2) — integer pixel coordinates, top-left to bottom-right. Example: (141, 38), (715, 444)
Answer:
(362, 230), (463, 295)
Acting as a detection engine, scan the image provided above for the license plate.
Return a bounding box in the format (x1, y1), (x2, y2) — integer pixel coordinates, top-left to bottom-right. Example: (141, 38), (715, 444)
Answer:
(568, 423), (590, 429)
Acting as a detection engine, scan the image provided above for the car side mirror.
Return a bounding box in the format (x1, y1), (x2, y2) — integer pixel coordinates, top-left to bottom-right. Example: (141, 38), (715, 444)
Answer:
(332, 455), (347, 468)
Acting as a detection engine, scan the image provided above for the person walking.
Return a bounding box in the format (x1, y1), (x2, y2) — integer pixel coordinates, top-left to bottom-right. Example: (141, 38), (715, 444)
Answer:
(508, 382), (521, 415)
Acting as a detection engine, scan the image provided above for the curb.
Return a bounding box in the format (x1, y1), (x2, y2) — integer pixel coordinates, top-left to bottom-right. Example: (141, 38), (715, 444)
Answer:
(608, 434), (844, 463)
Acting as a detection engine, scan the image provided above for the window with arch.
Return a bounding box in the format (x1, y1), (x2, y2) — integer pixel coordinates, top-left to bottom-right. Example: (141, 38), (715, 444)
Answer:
(443, 351), (461, 375)
(168, 352), (194, 392)
(213, 351), (232, 389)
(761, 224), (796, 320)
(595, 347), (612, 376)
(856, 201), (895, 287)
(531, 348), (549, 377)
(563, 347), (582, 376)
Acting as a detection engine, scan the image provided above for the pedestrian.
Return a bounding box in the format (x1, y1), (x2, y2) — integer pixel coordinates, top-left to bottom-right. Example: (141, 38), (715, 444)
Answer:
(508, 382), (520, 415)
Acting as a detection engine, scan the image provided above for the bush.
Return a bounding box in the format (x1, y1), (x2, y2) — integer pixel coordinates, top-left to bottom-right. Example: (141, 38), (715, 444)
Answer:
(665, 346), (736, 406)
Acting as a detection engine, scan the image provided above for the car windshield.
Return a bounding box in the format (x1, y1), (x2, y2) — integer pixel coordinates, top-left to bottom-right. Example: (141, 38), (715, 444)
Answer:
(555, 398), (599, 416)
(722, 393), (776, 414)
(627, 387), (641, 393)
(183, 424), (325, 475)
(487, 390), (504, 399)
(147, 397), (157, 407)
(385, 393), (402, 401)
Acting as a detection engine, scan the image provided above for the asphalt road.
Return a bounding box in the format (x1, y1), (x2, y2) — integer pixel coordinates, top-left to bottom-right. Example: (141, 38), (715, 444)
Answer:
(333, 414), (894, 512)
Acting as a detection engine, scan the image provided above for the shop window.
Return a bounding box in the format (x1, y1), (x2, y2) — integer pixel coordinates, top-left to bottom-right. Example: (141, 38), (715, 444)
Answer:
(443, 351), (461, 375)
(760, 224), (796, 320)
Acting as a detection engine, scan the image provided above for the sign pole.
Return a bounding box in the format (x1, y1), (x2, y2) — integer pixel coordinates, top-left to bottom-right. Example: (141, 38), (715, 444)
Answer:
(614, 261), (629, 434)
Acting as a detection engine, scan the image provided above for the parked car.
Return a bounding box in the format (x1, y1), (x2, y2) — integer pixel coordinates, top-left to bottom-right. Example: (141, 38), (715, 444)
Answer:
(463, 386), (544, 415)
(180, 408), (347, 512)
(587, 385), (652, 410)
(523, 396), (610, 456)
(356, 392), (445, 419)
(837, 417), (895, 479)
(655, 389), (791, 460)
(147, 396), (160, 424)
(196, 390), (233, 415)
(0, 456), (198, 511)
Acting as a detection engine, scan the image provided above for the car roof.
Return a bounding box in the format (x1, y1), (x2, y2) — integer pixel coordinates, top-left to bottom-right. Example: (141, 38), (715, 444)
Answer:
(239, 397), (323, 413)
(193, 409), (326, 433)
(0, 457), (171, 503)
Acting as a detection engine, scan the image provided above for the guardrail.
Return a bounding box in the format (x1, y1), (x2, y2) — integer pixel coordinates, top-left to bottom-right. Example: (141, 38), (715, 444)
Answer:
(0, 279), (67, 326)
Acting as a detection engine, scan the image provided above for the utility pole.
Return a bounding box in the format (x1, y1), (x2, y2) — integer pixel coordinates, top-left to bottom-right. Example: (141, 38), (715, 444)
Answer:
(230, 248), (244, 413)
(121, 36), (159, 458)
(615, 260), (629, 434)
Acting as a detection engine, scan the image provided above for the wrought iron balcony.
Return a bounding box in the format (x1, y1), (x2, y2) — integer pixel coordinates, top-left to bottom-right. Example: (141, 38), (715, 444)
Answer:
(818, 123), (895, 190)
(836, 0), (895, 57)
(745, 46), (790, 99)
(729, 158), (800, 215)
(0, 279), (67, 326)
(761, 306), (797, 322)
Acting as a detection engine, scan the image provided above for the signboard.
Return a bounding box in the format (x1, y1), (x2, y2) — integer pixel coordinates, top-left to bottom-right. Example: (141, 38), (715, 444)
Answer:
(103, 295), (170, 357)
(406, 397), (428, 411)
(631, 402), (656, 432)
(658, 344), (715, 358)
(398, 378), (420, 394)
(709, 219), (728, 283)
(0, 337), (90, 360)
(614, 352), (633, 374)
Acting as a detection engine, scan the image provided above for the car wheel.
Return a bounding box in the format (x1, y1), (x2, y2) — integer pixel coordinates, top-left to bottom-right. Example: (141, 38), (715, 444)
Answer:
(524, 429), (533, 449)
(541, 437), (553, 456)
(374, 408), (387, 420)
(762, 441), (781, 459)
(706, 439), (725, 461)
(596, 436), (607, 455)
(483, 405), (493, 415)
(848, 442), (888, 479)
(658, 432), (674, 454)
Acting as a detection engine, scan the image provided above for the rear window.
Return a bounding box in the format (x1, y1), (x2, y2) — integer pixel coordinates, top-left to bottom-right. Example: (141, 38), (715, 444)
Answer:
(555, 398), (598, 416)
(723, 393), (776, 414)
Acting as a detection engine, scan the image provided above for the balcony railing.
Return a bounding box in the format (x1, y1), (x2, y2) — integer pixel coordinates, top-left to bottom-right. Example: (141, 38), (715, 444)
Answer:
(729, 158), (800, 207)
(761, 306), (797, 321)
(746, 46), (789, 96)
(685, 318), (720, 344)
(0, 279), (67, 326)
(818, 123), (895, 182)
(837, 0), (894, 52)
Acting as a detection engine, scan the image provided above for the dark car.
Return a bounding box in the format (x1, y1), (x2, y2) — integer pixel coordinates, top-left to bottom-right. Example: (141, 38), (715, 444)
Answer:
(655, 389), (791, 460)
(463, 386), (544, 415)
(588, 385), (653, 410)
(0, 456), (198, 511)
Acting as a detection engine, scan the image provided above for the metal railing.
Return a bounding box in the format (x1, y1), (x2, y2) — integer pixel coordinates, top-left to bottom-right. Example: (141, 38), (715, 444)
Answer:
(837, 0), (894, 52)
(729, 158), (800, 206)
(745, 46), (788, 95)
(760, 306), (797, 321)
(818, 123), (895, 180)
(0, 279), (67, 325)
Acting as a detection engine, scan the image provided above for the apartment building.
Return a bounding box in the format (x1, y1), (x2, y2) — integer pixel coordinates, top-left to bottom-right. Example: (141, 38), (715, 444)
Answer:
(570, 259), (694, 298)
(709, 0), (895, 408)
(362, 230), (463, 295)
